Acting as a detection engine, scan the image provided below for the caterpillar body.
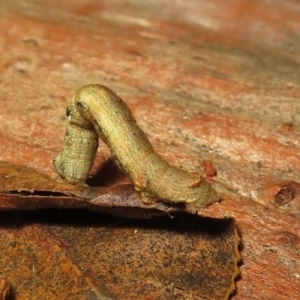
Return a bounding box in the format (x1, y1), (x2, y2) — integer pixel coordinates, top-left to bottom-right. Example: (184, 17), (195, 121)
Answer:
(53, 84), (218, 206)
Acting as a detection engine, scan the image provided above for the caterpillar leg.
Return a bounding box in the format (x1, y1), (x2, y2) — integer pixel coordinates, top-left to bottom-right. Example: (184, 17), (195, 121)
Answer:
(189, 172), (202, 188)
(139, 191), (158, 206)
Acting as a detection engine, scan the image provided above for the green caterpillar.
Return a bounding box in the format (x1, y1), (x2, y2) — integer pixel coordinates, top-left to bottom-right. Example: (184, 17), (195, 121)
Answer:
(53, 84), (218, 206)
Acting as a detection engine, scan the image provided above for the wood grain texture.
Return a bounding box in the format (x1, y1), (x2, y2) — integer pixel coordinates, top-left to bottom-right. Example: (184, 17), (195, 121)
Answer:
(0, 0), (300, 299)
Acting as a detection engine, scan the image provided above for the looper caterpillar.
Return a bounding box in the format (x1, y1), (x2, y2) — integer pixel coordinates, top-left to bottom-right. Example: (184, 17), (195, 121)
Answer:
(53, 84), (218, 206)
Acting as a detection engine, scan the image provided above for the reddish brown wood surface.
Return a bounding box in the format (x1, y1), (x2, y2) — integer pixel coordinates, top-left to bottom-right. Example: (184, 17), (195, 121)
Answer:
(0, 1), (300, 299)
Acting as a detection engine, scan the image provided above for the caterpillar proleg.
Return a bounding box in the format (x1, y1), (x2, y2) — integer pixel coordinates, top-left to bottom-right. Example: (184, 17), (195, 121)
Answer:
(53, 84), (218, 206)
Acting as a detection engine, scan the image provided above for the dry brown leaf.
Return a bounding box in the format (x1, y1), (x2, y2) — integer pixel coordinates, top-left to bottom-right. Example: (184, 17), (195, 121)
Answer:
(0, 161), (219, 217)
(0, 210), (240, 300)
(0, 161), (241, 299)
(0, 279), (11, 300)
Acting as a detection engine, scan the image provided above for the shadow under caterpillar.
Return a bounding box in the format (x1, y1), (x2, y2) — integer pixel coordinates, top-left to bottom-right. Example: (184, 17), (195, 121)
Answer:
(53, 84), (218, 206)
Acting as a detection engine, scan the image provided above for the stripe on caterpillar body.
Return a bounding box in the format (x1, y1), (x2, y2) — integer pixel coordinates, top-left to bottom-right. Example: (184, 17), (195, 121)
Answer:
(53, 84), (218, 206)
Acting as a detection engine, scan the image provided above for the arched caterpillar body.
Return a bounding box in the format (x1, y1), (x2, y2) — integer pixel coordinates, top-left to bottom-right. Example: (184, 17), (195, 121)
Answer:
(53, 84), (218, 206)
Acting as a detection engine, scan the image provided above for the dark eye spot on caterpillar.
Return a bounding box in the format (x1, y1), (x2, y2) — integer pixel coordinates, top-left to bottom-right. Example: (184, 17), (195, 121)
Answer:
(66, 107), (71, 117)
(53, 84), (218, 206)
(76, 101), (85, 110)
